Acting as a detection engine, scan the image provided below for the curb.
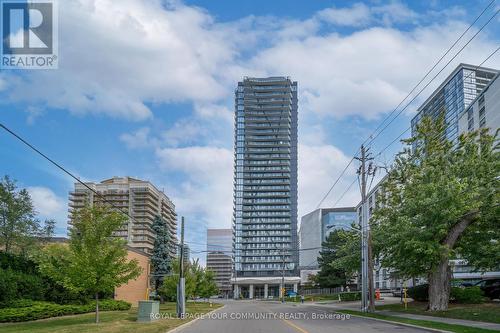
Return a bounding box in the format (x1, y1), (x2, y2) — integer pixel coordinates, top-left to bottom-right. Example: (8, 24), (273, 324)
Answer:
(340, 312), (453, 333)
(167, 305), (226, 333)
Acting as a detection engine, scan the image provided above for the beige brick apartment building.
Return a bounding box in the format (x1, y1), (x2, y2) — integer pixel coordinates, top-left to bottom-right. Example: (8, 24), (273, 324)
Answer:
(69, 177), (177, 257)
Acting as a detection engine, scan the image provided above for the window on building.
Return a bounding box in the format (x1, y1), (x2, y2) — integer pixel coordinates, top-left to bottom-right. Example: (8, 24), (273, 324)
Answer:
(468, 118), (474, 131)
(479, 95), (485, 105)
(467, 108), (473, 120)
(479, 117), (486, 128)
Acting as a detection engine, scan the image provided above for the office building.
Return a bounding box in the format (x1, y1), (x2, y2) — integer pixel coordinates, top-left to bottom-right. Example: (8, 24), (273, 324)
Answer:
(232, 76), (300, 299)
(411, 64), (497, 143)
(299, 207), (357, 270)
(459, 73), (500, 135)
(206, 229), (233, 297)
(69, 176), (177, 256)
(178, 244), (191, 265)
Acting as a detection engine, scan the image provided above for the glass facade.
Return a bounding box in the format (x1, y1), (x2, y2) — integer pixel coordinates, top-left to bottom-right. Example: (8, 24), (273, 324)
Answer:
(322, 210), (357, 239)
(233, 77), (298, 278)
(411, 64), (497, 143)
(299, 208), (356, 269)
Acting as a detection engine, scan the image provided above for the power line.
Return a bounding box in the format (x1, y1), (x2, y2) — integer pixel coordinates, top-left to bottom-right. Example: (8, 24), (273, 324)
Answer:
(366, 7), (500, 149)
(374, 45), (500, 159)
(332, 177), (358, 208)
(363, 0), (497, 149)
(315, 156), (357, 209)
(0, 123), (138, 222)
(313, 1), (498, 209)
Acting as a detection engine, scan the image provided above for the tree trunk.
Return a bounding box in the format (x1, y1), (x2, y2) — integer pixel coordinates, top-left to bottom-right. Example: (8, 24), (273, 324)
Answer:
(428, 256), (451, 311)
(427, 212), (477, 312)
(95, 292), (99, 323)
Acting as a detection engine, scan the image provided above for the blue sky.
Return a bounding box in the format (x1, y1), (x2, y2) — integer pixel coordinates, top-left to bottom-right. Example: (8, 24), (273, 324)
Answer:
(1, 0), (499, 263)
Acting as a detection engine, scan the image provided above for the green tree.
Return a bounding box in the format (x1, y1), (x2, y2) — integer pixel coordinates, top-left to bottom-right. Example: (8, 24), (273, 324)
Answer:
(0, 176), (54, 254)
(199, 269), (218, 300)
(158, 259), (218, 301)
(151, 215), (172, 299)
(316, 228), (360, 288)
(158, 259), (195, 301)
(36, 204), (142, 323)
(373, 116), (499, 311)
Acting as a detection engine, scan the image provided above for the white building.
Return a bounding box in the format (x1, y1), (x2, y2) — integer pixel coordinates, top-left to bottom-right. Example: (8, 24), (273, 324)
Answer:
(299, 208), (356, 269)
(459, 73), (500, 135)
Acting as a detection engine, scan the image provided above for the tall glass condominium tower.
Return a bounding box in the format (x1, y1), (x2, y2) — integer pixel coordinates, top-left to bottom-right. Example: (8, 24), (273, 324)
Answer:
(233, 77), (299, 279)
(411, 63), (497, 142)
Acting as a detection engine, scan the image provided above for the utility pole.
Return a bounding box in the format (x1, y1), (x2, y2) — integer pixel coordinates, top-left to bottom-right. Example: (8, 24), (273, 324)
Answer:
(355, 145), (375, 312)
(177, 217), (185, 318)
(281, 246), (285, 303)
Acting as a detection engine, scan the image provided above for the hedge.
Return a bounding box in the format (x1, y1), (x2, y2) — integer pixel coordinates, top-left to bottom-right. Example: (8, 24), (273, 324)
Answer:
(0, 269), (45, 306)
(407, 284), (485, 304)
(407, 284), (428, 302)
(0, 253), (104, 307)
(450, 286), (485, 304)
(338, 292), (362, 301)
(0, 299), (131, 322)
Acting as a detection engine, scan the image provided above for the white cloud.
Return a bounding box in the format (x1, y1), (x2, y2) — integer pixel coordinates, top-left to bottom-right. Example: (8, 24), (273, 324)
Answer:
(298, 144), (359, 219)
(2, 1), (499, 124)
(155, 146), (233, 230)
(249, 21), (500, 119)
(316, 1), (417, 27)
(27, 186), (65, 216)
(120, 127), (154, 149)
(1, 0), (248, 120)
(317, 3), (372, 27)
(27, 187), (68, 235)
(25, 106), (44, 125)
(162, 120), (206, 147)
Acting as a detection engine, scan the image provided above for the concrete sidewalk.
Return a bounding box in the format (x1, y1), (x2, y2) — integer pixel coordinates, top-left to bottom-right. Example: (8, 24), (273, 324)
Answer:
(304, 298), (500, 331)
(377, 311), (500, 331)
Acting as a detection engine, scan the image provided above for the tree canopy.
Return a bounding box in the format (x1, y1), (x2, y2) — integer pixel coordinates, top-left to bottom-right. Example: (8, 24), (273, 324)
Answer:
(159, 258), (218, 301)
(0, 176), (56, 254)
(36, 204), (142, 322)
(315, 228), (360, 288)
(372, 116), (499, 310)
(151, 215), (172, 294)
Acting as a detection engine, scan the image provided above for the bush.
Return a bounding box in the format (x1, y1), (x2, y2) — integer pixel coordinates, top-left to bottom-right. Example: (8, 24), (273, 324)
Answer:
(407, 284), (429, 302)
(339, 291), (361, 301)
(0, 253), (93, 306)
(0, 300), (131, 322)
(0, 252), (38, 274)
(406, 284), (485, 304)
(0, 269), (45, 306)
(451, 286), (485, 304)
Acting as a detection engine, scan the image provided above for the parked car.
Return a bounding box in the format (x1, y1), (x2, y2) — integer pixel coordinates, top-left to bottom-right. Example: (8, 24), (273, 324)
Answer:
(451, 279), (478, 288)
(475, 279), (500, 300)
(391, 288), (403, 297)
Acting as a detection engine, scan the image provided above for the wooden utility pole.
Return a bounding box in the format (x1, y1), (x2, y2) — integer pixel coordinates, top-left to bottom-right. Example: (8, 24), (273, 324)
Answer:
(356, 145), (375, 312)
(177, 217), (185, 318)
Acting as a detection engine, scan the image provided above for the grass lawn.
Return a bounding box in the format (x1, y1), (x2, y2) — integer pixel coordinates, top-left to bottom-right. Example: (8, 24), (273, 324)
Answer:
(0, 302), (222, 333)
(377, 301), (500, 324)
(338, 309), (499, 333)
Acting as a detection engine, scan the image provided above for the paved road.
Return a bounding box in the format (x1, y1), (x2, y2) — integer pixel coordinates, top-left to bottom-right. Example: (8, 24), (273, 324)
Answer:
(178, 300), (432, 333)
